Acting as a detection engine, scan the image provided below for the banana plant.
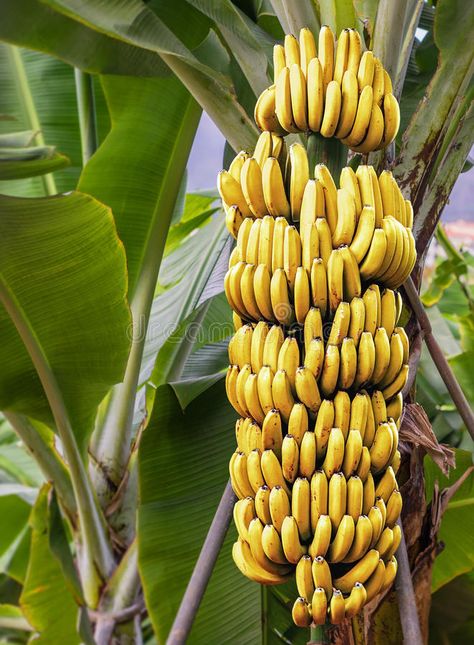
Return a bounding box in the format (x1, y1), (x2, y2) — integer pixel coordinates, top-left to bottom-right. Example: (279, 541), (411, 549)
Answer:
(0, 0), (473, 643)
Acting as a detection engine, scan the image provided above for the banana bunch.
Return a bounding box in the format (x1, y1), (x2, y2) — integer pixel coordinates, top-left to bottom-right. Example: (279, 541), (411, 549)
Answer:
(254, 27), (400, 152)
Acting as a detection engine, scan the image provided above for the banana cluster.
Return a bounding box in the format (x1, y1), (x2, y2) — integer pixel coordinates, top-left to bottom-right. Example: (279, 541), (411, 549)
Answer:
(254, 27), (400, 152)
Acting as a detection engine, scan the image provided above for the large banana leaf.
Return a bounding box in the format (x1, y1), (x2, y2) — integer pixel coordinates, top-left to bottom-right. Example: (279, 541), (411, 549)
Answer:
(424, 450), (474, 591)
(78, 74), (201, 296)
(137, 382), (260, 643)
(0, 191), (131, 446)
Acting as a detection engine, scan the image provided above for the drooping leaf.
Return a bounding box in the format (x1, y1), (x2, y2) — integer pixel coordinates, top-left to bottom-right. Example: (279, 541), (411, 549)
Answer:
(0, 152), (69, 180)
(424, 450), (474, 591)
(137, 382), (260, 643)
(0, 192), (131, 446)
(20, 486), (80, 644)
(78, 74), (201, 297)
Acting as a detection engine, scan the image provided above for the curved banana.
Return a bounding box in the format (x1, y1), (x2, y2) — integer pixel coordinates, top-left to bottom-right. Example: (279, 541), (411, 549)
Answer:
(349, 206), (376, 263)
(311, 587), (328, 626)
(273, 45), (286, 82)
(294, 267), (311, 324)
(359, 228), (388, 281)
(342, 429), (363, 478)
(271, 369), (295, 423)
(371, 327), (391, 385)
(380, 556), (398, 592)
(327, 249), (344, 314)
(261, 409), (283, 457)
(255, 485), (272, 525)
(262, 523), (288, 564)
(307, 57), (324, 132)
(354, 332), (376, 388)
(335, 70), (359, 139)
(369, 422), (394, 473)
(339, 337), (357, 390)
(310, 470), (329, 531)
(233, 496), (256, 541)
(372, 56), (385, 104)
(225, 204), (245, 239)
(334, 29), (350, 84)
(374, 526), (394, 559)
(255, 85), (286, 134)
(300, 179), (319, 242)
(302, 222), (319, 273)
(247, 448), (265, 492)
(271, 216), (287, 272)
(289, 63), (308, 131)
(304, 336), (325, 380)
(275, 67), (297, 133)
(328, 301), (351, 346)
(248, 518), (292, 575)
(350, 102), (384, 153)
(245, 373), (265, 423)
(364, 558), (385, 602)
(329, 589), (346, 624)
(328, 514), (355, 562)
(314, 399), (335, 460)
(271, 268), (294, 327)
(356, 446), (371, 482)
(318, 25), (335, 90)
(295, 366), (321, 415)
(382, 364), (409, 400)
(289, 143), (309, 221)
(379, 93), (400, 148)
(348, 296), (366, 346)
(342, 85), (374, 147)
(347, 475), (363, 521)
(232, 451), (256, 498)
(334, 548), (380, 593)
(328, 471), (347, 531)
(375, 465), (397, 503)
(299, 431), (317, 480)
(296, 554), (315, 600)
(343, 514), (373, 563)
(386, 489), (402, 528)
(357, 50), (375, 90)
(320, 343), (341, 398)
(349, 391), (368, 437)
(261, 449), (291, 495)
(269, 484), (291, 532)
(371, 389), (388, 426)
(262, 324), (284, 373)
(334, 390), (351, 439)
(315, 164), (338, 234)
(281, 515), (307, 564)
(288, 403), (309, 445)
(299, 27), (316, 75)
(253, 264), (274, 321)
(315, 217), (333, 267)
(341, 245), (362, 301)
(320, 80), (342, 138)
(292, 597), (312, 627)
(218, 170), (252, 217)
(281, 434), (299, 484)
(283, 225), (302, 293)
(304, 306), (323, 351)
(226, 365), (246, 417)
(386, 392), (403, 425)
(309, 513), (332, 558)
(262, 156), (291, 217)
(232, 539), (291, 585)
(310, 258), (328, 317)
(312, 555), (333, 599)
(368, 504), (384, 547)
(333, 188), (357, 247)
(241, 157), (267, 218)
(277, 336), (300, 394)
(292, 477), (312, 541)
(284, 33), (300, 66)
(385, 523), (402, 560)
(344, 582), (367, 618)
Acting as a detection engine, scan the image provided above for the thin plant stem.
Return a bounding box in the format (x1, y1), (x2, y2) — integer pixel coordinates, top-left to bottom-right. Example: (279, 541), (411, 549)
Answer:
(74, 68), (99, 166)
(0, 276), (114, 607)
(7, 46), (57, 196)
(395, 518), (423, 645)
(308, 623), (329, 644)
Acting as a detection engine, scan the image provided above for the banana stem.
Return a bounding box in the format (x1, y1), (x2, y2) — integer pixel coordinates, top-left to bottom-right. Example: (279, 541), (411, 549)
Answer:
(74, 68), (98, 166)
(394, 518), (423, 645)
(308, 623), (329, 644)
(403, 277), (474, 440)
(307, 133), (348, 178)
(166, 481), (236, 645)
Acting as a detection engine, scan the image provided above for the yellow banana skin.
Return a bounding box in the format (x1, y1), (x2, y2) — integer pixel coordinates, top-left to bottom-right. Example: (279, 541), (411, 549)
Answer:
(262, 409), (283, 458)
(314, 399), (335, 460)
(312, 555), (333, 600)
(310, 470), (328, 531)
(386, 489), (403, 528)
(261, 449), (291, 495)
(343, 514), (373, 563)
(281, 433), (299, 483)
(322, 427), (345, 478)
(328, 472), (347, 532)
(329, 589), (346, 624)
(364, 558), (386, 602)
(381, 556), (398, 593)
(309, 513), (332, 558)
(281, 515), (307, 564)
(232, 539), (291, 585)
(233, 497), (256, 541)
(262, 523), (288, 564)
(296, 554), (315, 600)
(269, 484), (291, 533)
(344, 582), (367, 618)
(288, 403), (309, 445)
(292, 477), (312, 542)
(334, 390), (351, 439)
(311, 587), (328, 625)
(334, 548), (380, 593)
(292, 597), (312, 627)
(327, 514), (355, 563)
(255, 485), (272, 525)
(248, 518), (292, 576)
(299, 431), (317, 480)
(254, 85), (286, 134)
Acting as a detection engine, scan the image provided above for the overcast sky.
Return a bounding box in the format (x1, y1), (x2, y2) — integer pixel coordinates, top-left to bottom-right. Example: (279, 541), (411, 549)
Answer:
(186, 112), (473, 224)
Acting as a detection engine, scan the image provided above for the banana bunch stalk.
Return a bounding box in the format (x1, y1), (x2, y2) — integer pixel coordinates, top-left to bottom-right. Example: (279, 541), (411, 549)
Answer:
(254, 27), (400, 152)
(219, 23), (412, 630)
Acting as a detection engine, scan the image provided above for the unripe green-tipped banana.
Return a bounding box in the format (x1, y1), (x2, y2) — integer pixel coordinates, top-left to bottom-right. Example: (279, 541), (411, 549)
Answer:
(261, 449), (291, 495)
(322, 427), (345, 478)
(295, 366), (321, 415)
(281, 515), (307, 563)
(344, 582), (367, 618)
(334, 390), (351, 439)
(328, 472), (347, 532)
(233, 497), (256, 541)
(281, 434), (299, 484)
(312, 555), (333, 599)
(288, 403), (309, 445)
(328, 514), (355, 562)
(296, 554), (315, 601)
(262, 523), (288, 564)
(315, 399), (335, 460)
(299, 431), (317, 480)
(269, 484), (291, 533)
(292, 477), (312, 542)
(343, 514), (373, 563)
(334, 548), (380, 593)
(261, 409), (283, 457)
(255, 485), (272, 525)
(310, 471), (329, 532)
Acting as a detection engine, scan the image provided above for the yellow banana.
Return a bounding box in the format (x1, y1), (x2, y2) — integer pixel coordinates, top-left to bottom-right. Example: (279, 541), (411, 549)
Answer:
(236, 215), (254, 263)
(334, 548), (380, 593)
(371, 327), (391, 385)
(288, 143), (309, 221)
(328, 471), (347, 531)
(383, 69), (393, 94)
(342, 85), (374, 146)
(254, 85), (286, 135)
(261, 449), (291, 495)
(228, 150), (248, 181)
(262, 523), (288, 564)
(296, 554), (315, 601)
(349, 391), (368, 437)
(245, 373), (265, 424)
(232, 451), (255, 498)
(271, 369), (295, 423)
(405, 198), (414, 229)
(333, 187), (357, 247)
(341, 245), (362, 301)
(315, 216), (333, 266)
(284, 33), (300, 66)
(350, 102), (384, 153)
(312, 555), (333, 599)
(380, 555), (398, 593)
(329, 589), (346, 624)
(359, 228), (388, 281)
(273, 44), (286, 83)
(375, 465), (397, 503)
(314, 399), (335, 460)
(368, 504), (384, 547)
(217, 170), (252, 217)
(269, 484), (291, 532)
(255, 484), (272, 524)
(281, 434), (299, 484)
(347, 475), (363, 521)
(309, 513), (332, 558)
(344, 582), (367, 618)
(318, 25), (335, 91)
(379, 170), (396, 218)
(261, 409), (283, 458)
(303, 306), (323, 351)
(369, 422), (393, 473)
(349, 206), (376, 263)
(289, 63), (308, 131)
(339, 337), (357, 390)
(307, 57), (324, 131)
(275, 66), (298, 133)
(334, 390), (351, 439)
(262, 324), (284, 373)
(258, 215), (275, 267)
(342, 429), (363, 477)
(271, 216), (288, 271)
(327, 248), (344, 315)
(299, 431), (317, 480)
(379, 93), (400, 148)
(356, 446), (371, 482)
(343, 514), (373, 563)
(300, 179), (319, 242)
(241, 264), (263, 321)
(270, 268), (294, 327)
(320, 80), (342, 138)
(320, 343), (341, 398)
(253, 131), (273, 168)
(364, 558), (385, 602)
(348, 297), (366, 346)
(385, 523), (402, 560)
(356, 165), (375, 209)
(395, 325), (409, 363)
(281, 515), (307, 564)
(295, 366), (321, 415)
(299, 27), (317, 74)
(302, 223), (319, 272)
(372, 57), (385, 105)
(292, 598), (312, 628)
(328, 514), (355, 563)
(310, 258), (328, 317)
(347, 29), (362, 76)
(374, 526), (394, 559)
(311, 587), (328, 625)
(241, 157), (267, 218)
(334, 29), (350, 84)
(294, 267), (311, 324)
(283, 225), (302, 293)
(227, 262), (249, 319)
(369, 166), (384, 227)
(379, 332), (405, 388)
(232, 539), (291, 585)
(357, 50), (375, 90)
(235, 362), (252, 416)
(310, 470), (329, 532)
(354, 331), (376, 388)
(288, 402), (309, 445)
(233, 496), (255, 541)
(245, 219), (262, 265)
(371, 390), (388, 426)
(225, 204), (244, 239)
(253, 264), (274, 321)
(248, 518), (292, 575)
(380, 288), (397, 337)
(386, 392), (403, 425)
(386, 489), (402, 528)
(315, 164), (338, 234)
(391, 449), (401, 474)
(340, 166), (362, 215)
(262, 156), (291, 217)
(328, 301), (351, 346)
(364, 398), (376, 447)
(247, 448), (265, 492)
(292, 477), (312, 541)
(277, 336), (300, 394)
(226, 365), (246, 417)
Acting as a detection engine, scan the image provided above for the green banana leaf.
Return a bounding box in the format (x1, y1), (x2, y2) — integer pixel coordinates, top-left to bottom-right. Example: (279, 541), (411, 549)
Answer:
(0, 191), (131, 446)
(19, 486), (81, 644)
(0, 44), (109, 196)
(424, 450), (474, 591)
(429, 572), (474, 645)
(137, 382), (260, 643)
(78, 74), (201, 297)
